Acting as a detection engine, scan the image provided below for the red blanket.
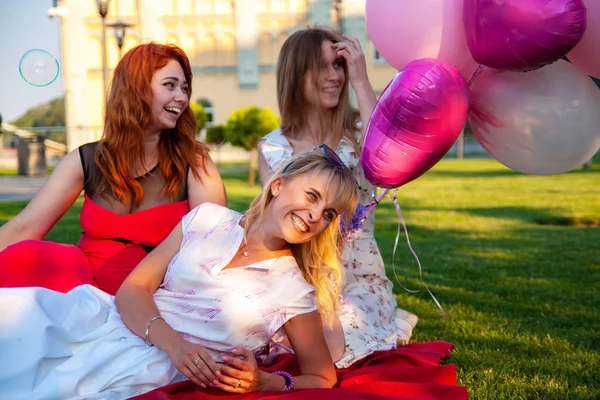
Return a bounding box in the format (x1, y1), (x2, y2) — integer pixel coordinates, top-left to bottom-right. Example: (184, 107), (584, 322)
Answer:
(134, 341), (468, 400)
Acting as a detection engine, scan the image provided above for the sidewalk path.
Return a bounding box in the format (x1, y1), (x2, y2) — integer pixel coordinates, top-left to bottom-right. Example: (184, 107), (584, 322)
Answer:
(0, 166), (249, 203)
(0, 176), (48, 202)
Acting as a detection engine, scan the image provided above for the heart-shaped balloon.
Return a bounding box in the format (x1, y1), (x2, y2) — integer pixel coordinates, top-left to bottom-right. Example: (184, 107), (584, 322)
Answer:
(361, 59), (470, 189)
(569, 0), (600, 78)
(463, 0), (587, 72)
(469, 60), (600, 175)
(365, 0), (475, 79)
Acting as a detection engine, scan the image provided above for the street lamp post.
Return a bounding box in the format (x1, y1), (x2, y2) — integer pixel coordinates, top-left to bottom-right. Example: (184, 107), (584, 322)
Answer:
(96, 0), (110, 104)
(334, 0), (343, 33)
(107, 20), (133, 59)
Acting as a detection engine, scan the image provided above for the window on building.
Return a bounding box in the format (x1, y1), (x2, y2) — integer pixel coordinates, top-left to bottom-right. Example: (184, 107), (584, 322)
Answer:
(258, 32), (275, 65)
(270, 0), (288, 13)
(218, 33), (236, 65)
(166, 35), (179, 46)
(90, 36), (102, 69)
(196, 98), (215, 125)
(117, 0), (137, 16)
(184, 34), (199, 56)
(178, 0), (194, 15)
(258, 0), (269, 13)
(198, 0), (215, 14)
(288, 0), (305, 13)
(199, 33), (217, 66)
(214, 0), (232, 14)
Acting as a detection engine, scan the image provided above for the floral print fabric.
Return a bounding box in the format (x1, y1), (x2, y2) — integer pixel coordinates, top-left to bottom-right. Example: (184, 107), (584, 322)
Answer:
(259, 129), (416, 368)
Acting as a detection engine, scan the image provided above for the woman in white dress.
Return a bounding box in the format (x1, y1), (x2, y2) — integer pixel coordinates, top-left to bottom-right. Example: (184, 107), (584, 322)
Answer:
(258, 27), (419, 368)
(0, 148), (358, 400)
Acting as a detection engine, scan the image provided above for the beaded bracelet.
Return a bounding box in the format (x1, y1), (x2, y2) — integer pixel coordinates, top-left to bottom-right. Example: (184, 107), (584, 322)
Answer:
(272, 371), (294, 391)
(145, 316), (164, 346)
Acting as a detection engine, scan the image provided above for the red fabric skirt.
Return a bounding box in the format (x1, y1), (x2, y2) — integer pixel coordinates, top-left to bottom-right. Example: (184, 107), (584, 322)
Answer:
(134, 341), (468, 400)
(0, 196), (189, 294)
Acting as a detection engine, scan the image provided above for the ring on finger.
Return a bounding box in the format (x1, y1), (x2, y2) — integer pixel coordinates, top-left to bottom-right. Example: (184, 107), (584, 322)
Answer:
(235, 379), (242, 389)
(193, 357), (200, 366)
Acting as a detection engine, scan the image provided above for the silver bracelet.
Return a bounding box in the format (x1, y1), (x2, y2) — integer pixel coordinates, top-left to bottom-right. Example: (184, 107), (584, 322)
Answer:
(145, 316), (164, 346)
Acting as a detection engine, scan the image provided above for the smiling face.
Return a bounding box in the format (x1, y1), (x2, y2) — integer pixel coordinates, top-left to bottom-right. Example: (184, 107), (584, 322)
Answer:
(303, 40), (345, 110)
(269, 170), (340, 244)
(147, 59), (190, 134)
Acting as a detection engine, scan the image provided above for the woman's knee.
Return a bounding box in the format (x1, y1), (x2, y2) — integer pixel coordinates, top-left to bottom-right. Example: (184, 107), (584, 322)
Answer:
(0, 240), (93, 292)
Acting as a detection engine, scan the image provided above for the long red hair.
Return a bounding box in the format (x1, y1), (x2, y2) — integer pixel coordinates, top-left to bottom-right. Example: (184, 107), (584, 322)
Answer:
(94, 42), (209, 206)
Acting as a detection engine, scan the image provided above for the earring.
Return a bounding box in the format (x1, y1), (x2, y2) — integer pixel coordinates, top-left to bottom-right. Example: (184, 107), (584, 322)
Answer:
(272, 189), (278, 196)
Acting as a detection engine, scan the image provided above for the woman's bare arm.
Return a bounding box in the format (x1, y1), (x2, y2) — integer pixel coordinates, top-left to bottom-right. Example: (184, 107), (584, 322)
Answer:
(188, 154), (227, 208)
(0, 149), (84, 252)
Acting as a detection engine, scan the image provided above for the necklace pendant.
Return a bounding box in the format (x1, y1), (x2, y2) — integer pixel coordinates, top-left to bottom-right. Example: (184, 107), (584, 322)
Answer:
(243, 251), (248, 257)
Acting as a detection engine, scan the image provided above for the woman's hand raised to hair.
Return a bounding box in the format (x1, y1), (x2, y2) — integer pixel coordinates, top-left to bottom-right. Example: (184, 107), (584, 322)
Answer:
(333, 35), (377, 136)
(333, 35), (370, 89)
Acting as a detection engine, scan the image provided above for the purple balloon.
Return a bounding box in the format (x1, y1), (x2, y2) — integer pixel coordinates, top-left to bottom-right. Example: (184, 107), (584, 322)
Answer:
(464, 0), (587, 72)
(361, 59), (470, 189)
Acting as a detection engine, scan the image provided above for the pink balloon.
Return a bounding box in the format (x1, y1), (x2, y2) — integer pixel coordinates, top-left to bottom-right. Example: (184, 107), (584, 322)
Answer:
(569, 0), (600, 78)
(463, 0), (587, 72)
(365, 0), (475, 79)
(361, 59), (470, 189)
(469, 60), (600, 175)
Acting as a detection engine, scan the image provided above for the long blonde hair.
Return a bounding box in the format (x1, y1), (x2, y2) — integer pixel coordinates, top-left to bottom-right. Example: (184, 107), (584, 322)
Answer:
(244, 153), (359, 326)
(276, 26), (360, 152)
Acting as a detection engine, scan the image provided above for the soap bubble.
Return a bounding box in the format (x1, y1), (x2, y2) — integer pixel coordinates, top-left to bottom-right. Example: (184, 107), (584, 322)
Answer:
(19, 49), (60, 87)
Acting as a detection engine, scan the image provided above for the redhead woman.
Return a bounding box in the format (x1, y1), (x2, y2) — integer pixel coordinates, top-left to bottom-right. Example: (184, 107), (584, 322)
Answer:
(0, 43), (226, 295)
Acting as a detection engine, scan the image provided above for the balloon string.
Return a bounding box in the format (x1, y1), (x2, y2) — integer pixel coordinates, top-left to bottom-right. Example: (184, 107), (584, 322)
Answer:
(467, 64), (487, 85)
(391, 190), (448, 321)
(374, 188), (389, 204)
(391, 193), (420, 295)
(342, 188), (389, 240)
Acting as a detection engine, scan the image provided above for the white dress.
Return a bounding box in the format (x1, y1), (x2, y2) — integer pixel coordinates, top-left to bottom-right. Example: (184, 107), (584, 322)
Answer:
(259, 129), (418, 368)
(0, 203), (316, 400)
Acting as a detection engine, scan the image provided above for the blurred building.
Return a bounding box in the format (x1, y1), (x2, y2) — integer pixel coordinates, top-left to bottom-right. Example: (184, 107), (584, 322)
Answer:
(53, 0), (397, 150)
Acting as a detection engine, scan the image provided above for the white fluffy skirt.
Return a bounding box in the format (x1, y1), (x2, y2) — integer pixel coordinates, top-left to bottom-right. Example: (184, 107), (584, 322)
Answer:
(0, 285), (184, 400)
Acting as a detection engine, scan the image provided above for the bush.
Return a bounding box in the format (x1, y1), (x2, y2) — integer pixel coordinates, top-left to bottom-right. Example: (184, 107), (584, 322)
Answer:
(189, 102), (208, 133)
(224, 106), (279, 151)
(224, 106), (279, 186)
(206, 124), (226, 145)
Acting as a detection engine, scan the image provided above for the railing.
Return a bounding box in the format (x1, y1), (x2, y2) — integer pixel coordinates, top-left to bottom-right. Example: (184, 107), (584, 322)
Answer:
(1, 123), (67, 155)
(448, 133), (489, 159)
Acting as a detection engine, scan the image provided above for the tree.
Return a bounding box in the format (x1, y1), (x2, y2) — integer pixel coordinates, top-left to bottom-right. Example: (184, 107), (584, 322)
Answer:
(11, 97), (65, 128)
(205, 124), (226, 165)
(225, 106), (279, 186)
(205, 124), (226, 145)
(189, 102), (208, 134)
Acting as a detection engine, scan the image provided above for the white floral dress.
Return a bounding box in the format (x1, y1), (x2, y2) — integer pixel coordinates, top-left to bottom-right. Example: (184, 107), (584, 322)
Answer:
(258, 128), (418, 368)
(0, 203), (316, 399)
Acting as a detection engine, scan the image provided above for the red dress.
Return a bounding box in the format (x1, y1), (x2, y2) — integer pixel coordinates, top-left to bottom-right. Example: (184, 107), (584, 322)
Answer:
(134, 341), (468, 400)
(0, 195), (189, 295)
(0, 141), (190, 295)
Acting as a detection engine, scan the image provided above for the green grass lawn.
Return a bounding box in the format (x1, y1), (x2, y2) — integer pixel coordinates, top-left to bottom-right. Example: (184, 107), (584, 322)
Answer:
(1, 159), (598, 399)
(0, 167), (55, 176)
(0, 168), (18, 176)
